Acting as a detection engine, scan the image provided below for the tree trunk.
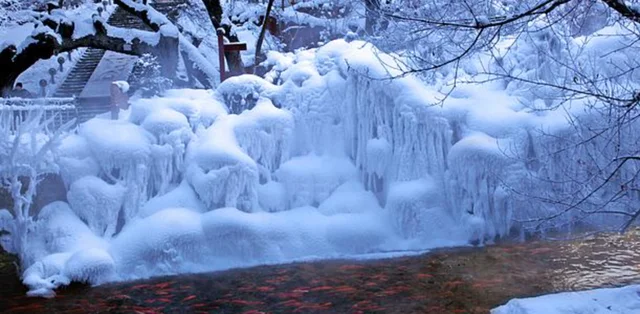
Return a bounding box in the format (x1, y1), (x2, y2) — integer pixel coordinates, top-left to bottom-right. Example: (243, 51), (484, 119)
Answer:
(202, 0), (223, 23)
(254, 0), (276, 72)
(0, 34), (58, 96)
(364, 0), (381, 34)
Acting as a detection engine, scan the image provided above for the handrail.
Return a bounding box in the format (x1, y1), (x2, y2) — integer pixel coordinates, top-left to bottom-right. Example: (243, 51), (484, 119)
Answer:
(0, 98), (78, 112)
(0, 97), (77, 106)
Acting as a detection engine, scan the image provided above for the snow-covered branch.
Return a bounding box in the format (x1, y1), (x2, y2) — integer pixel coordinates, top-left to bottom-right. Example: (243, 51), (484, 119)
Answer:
(601, 0), (640, 23)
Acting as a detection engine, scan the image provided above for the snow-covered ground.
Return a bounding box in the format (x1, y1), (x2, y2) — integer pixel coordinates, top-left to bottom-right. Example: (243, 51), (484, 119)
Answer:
(492, 285), (640, 314)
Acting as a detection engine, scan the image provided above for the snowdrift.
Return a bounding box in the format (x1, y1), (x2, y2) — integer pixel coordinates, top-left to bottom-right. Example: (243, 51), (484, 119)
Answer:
(492, 285), (640, 314)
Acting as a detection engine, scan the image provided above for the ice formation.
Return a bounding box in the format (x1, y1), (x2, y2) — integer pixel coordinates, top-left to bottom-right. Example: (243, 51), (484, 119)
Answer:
(3, 28), (638, 298)
(67, 176), (126, 238)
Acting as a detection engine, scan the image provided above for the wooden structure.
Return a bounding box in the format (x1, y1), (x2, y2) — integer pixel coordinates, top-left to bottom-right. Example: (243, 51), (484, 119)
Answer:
(217, 28), (247, 82)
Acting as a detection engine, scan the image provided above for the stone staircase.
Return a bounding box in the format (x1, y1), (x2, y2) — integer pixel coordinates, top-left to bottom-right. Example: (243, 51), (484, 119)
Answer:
(54, 48), (106, 98)
(53, 2), (182, 123)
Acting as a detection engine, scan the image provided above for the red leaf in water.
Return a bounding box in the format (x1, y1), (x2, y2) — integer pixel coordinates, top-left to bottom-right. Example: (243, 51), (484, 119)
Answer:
(230, 300), (265, 306)
(183, 295), (197, 302)
(352, 300), (372, 308)
(417, 273), (433, 279)
(332, 285), (356, 293)
(157, 298), (171, 303)
(256, 286), (274, 292)
(293, 302), (334, 312)
(309, 286), (333, 292)
(530, 248), (554, 254)
(131, 284), (150, 290)
(339, 265), (364, 271)
(444, 280), (464, 288)
(276, 292), (303, 299)
(426, 306), (445, 312)
(155, 282), (171, 289)
(278, 299), (303, 307)
(242, 310), (267, 314)
(371, 274), (388, 281)
(7, 304), (44, 311)
(471, 278), (504, 289)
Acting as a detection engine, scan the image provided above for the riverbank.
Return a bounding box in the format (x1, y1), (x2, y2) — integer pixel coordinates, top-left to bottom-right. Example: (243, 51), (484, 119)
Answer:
(1, 229), (639, 313)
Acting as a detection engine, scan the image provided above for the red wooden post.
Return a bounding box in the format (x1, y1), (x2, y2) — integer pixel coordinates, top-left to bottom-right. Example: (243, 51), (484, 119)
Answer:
(224, 43), (248, 51)
(217, 28), (226, 83)
(217, 28), (248, 83)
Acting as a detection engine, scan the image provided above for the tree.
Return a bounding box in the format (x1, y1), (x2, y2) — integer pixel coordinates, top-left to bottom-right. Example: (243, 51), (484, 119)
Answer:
(372, 0), (640, 233)
(364, 0), (381, 34)
(0, 108), (74, 268)
(254, 0), (276, 71)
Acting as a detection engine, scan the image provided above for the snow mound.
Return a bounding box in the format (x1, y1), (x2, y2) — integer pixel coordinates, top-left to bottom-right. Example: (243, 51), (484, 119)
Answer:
(318, 180), (381, 215)
(141, 108), (190, 138)
(387, 178), (443, 239)
(23, 202), (108, 296)
(64, 248), (116, 285)
(23, 253), (72, 298)
(57, 135), (100, 187)
(257, 181), (287, 213)
(138, 180), (204, 218)
(275, 154), (357, 208)
(186, 116), (259, 212)
(79, 118), (155, 173)
(67, 176), (126, 238)
(110, 208), (205, 279)
(201, 206), (390, 264)
(234, 98), (294, 175)
(447, 132), (513, 241)
(492, 285), (640, 314)
(33, 201), (107, 258)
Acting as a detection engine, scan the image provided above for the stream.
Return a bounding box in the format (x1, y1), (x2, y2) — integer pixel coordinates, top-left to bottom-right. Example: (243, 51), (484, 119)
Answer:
(1, 229), (639, 313)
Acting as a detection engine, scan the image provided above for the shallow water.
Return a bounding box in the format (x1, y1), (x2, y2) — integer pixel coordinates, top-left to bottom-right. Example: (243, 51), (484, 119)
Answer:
(1, 229), (639, 313)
